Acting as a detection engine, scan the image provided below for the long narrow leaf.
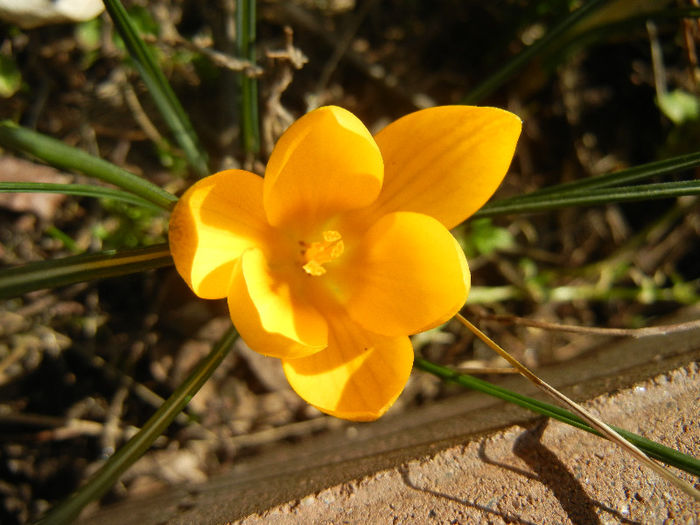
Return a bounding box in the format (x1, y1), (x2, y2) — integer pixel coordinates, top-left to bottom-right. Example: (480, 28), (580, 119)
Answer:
(0, 121), (177, 211)
(561, 8), (700, 56)
(414, 357), (700, 477)
(0, 182), (163, 211)
(462, 4), (700, 104)
(0, 244), (172, 299)
(36, 325), (238, 525)
(102, 0), (209, 176)
(462, 0), (609, 104)
(475, 180), (700, 218)
(505, 150), (700, 202)
(237, 0), (260, 154)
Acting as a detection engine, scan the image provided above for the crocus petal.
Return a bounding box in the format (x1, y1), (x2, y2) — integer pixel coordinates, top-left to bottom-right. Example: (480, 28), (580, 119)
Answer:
(228, 248), (328, 360)
(169, 169), (270, 299)
(263, 106), (383, 230)
(282, 314), (413, 421)
(340, 211), (470, 337)
(365, 105), (521, 230)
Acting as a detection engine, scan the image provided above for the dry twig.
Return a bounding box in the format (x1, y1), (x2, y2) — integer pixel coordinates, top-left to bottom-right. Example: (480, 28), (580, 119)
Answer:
(478, 313), (700, 338)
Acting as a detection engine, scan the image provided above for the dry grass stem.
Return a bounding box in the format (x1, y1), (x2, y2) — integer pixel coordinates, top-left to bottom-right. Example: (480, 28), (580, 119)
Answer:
(142, 33), (263, 75)
(456, 314), (700, 502)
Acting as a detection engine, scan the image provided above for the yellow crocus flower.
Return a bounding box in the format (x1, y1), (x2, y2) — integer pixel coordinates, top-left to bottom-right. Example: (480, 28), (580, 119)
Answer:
(169, 105), (521, 421)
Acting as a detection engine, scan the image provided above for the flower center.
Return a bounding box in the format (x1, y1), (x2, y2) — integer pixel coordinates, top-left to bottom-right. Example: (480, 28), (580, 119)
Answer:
(301, 230), (344, 276)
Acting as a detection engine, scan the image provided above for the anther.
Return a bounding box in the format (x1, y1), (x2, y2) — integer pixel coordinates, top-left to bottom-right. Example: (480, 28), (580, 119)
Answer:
(301, 230), (344, 276)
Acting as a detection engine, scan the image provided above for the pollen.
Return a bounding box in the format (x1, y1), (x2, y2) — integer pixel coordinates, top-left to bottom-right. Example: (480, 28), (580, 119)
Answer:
(302, 230), (344, 276)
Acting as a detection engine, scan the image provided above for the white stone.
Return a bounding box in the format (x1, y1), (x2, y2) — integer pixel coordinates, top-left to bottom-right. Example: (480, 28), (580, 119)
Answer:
(0, 0), (104, 28)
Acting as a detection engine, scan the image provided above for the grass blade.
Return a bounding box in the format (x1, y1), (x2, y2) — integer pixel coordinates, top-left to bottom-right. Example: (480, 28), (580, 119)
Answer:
(475, 180), (700, 218)
(0, 182), (164, 211)
(237, 0), (260, 154)
(414, 356), (700, 477)
(103, 0), (209, 177)
(462, 0), (609, 104)
(505, 150), (700, 201)
(0, 244), (172, 299)
(36, 325), (238, 525)
(561, 8), (700, 56)
(0, 121), (177, 211)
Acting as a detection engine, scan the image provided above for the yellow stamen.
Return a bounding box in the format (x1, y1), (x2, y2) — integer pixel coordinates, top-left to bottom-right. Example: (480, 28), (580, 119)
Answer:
(302, 230), (344, 276)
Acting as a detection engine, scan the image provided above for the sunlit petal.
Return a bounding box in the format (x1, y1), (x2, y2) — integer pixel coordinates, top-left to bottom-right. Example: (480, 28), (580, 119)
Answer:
(169, 104), (521, 422)
(263, 106), (383, 230)
(228, 248), (328, 360)
(169, 169), (270, 299)
(282, 314), (413, 421)
(336, 211), (469, 336)
(365, 105), (521, 229)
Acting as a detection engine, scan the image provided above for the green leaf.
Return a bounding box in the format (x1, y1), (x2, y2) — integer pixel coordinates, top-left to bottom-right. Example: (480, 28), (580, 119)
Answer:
(658, 90), (700, 125)
(504, 150), (700, 202)
(0, 244), (172, 299)
(103, 0), (209, 177)
(0, 54), (22, 98)
(476, 180), (700, 218)
(0, 121), (177, 211)
(0, 182), (164, 211)
(414, 357), (700, 476)
(75, 18), (102, 52)
(560, 7), (700, 60)
(93, 199), (167, 249)
(463, 4), (699, 106)
(125, 5), (159, 38)
(110, 5), (159, 58)
(462, 0), (609, 104)
(45, 226), (80, 253)
(36, 325), (238, 525)
(464, 218), (515, 256)
(237, 0), (260, 154)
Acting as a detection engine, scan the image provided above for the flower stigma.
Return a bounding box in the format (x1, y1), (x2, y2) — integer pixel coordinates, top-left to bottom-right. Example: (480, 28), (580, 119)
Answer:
(301, 230), (344, 276)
